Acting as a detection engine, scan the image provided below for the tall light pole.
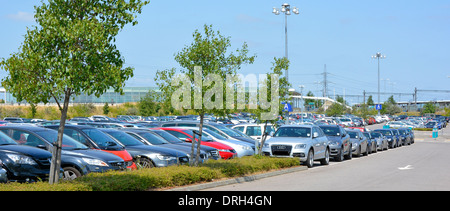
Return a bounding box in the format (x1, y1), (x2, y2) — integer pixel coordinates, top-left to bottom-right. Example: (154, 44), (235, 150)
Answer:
(272, 3), (299, 84)
(273, 3), (299, 124)
(371, 52), (386, 114)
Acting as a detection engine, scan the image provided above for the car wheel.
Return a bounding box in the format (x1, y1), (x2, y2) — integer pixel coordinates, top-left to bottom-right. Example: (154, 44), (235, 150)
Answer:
(137, 157), (155, 168)
(336, 147), (344, 162)
(345, 144), (352, 160)
(320, 148), (330, 165)
(62, 167), (82, 180)
(305, 149), (314, 168)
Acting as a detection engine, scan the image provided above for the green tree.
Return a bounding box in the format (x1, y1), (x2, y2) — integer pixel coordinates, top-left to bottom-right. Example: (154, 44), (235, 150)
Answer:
(0, 0), (148, 184)
(367, 95), (374, 106)
(421, 102), (436, 115)
(156, 24), (255, 165)
(138, 89), (161, 116)
(381, 95), (401, 115)
(103, 102), (110, 115)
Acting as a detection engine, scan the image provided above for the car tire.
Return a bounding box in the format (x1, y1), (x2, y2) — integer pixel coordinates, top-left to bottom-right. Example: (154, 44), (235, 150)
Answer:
(305, 149), (314, 168)
(335, 147), (344, 162)
(62, 167), (82, 180)
(320, 148), (330, 165)
(137, 157), (155, 168)
(344, 144), (352, 160)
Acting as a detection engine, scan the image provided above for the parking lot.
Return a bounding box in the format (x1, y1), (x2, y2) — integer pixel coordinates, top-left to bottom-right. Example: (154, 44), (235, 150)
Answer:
(202, 124), (450, 191)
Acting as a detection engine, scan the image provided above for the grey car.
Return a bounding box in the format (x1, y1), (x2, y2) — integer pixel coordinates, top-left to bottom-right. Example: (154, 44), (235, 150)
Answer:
(262, 125), (330, 168)
(319, 125), (352, 162)
(345, 129), (368, 157)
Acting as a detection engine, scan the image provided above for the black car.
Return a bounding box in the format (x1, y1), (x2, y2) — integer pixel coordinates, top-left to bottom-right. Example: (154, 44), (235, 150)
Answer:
(397, 128), (413, 145)
(0, 129), (53, 182)
(0, 125), (128, 180)
(44, 125), (136, 170)
(318, 125), (352, 161)
(373, 129), (398, 148)
(99, 128), (190, 167)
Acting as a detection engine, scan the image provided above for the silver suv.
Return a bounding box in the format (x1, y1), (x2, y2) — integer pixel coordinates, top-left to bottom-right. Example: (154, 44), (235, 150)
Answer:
(262, 125), (330, 168)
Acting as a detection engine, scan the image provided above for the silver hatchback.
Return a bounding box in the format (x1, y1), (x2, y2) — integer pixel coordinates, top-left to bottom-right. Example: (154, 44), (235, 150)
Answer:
(262, 125), (330, 168)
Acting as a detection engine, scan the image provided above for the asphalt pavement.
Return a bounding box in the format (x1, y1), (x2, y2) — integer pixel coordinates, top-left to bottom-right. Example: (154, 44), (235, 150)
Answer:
(195, 123), (450, 191)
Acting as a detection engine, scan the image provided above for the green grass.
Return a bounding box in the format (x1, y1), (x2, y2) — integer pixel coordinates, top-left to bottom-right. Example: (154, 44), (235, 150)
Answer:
(0, 156), (301, 191)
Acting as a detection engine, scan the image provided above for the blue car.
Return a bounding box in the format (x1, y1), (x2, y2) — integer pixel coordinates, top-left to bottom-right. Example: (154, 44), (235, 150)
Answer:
(0, 130), (54, 182)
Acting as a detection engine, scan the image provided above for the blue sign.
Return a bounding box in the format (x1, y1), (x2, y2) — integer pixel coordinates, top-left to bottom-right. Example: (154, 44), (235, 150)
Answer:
(375, 104), (382, 110)
(282, 102), (293, 112)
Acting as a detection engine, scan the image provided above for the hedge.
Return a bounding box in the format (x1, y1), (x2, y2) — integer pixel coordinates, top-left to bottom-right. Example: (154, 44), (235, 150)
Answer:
(0, 156), (300, 191)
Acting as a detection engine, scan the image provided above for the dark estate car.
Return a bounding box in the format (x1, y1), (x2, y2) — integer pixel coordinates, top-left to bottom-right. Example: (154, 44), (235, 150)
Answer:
(0, 130), (53, 182)
(44, 125), (137, 170)
(373, 129), (398, 148)
(0, 126), (128, 180)
(319, 125), (352, 161)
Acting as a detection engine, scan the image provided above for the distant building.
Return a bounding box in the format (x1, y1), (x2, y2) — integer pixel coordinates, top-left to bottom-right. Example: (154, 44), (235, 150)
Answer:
(0, 87), (159, 105)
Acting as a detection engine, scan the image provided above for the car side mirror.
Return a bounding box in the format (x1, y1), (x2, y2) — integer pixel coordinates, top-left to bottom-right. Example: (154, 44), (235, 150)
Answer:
(269, 131), (275, 136)
(313, 132), (319, 138)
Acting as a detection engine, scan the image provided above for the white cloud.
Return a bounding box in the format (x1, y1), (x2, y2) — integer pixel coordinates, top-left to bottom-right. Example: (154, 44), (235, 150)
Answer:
(6, 11), (35, 22)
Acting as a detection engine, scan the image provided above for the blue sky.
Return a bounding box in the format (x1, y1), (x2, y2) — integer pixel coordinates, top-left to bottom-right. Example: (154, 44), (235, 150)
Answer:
(1, 0), (449, 104)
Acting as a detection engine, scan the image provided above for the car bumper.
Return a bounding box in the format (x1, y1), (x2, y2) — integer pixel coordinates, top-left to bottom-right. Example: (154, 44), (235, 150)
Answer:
(0, 167), (7, 183)
(262, 144), (308, 161)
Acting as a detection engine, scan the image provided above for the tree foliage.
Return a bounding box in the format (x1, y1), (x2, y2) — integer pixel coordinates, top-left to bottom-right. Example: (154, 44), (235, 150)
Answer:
(0, 0), (149, 184)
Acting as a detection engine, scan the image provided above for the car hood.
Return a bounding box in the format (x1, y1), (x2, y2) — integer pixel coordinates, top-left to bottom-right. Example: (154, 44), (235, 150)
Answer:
(126, 145), (189, 157)
(62, 149), (124, 162)
(0, 145), (52, 159)
(326, 136), (342, 142)
(266, 137), (312, 144)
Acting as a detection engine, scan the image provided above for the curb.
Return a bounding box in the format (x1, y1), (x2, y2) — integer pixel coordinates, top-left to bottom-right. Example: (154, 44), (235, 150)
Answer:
(165, 166), (308, 191)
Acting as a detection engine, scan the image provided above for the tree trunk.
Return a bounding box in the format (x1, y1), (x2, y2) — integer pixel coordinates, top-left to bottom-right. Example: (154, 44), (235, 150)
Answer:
(190, 133), (196, 166)
(49, 90), (71, 184)
(258, 120), (269, 155)
(195, 113), (204, 166)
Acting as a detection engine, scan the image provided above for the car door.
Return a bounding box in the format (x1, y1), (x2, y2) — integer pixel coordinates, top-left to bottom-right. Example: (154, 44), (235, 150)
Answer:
(340, 127), (350, 153)
(312, 127), (325, 159)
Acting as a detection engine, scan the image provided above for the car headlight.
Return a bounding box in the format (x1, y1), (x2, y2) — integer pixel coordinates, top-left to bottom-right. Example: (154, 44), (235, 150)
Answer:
(82, 158), (109, 167)
(241, 145), (253, 151)
(6, 154), (37, 165)
(263, 143), (270, 148)
(329, 141), (340, 146)
(295, 144), (306, 149)
(156, 155), (177, 161)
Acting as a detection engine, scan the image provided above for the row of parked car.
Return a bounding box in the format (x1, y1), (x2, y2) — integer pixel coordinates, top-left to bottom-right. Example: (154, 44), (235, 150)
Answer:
(0, 119), (272, 182)
(0, 112), (422, 183)
(261, 124), (415, 168)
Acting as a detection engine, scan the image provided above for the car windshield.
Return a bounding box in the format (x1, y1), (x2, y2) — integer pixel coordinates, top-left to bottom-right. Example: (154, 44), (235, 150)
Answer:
(426, 122), (436, 126)
(0, 131), (18, 145)
(152, 130), (184, 144)
(398, 130), (407, 135)
(137, 131), (171, 145)
(273, 127), (311, 138)
(35, 131), (89, 150)
(347, 131), (359, 138)
(203, 129), (227, 140)
(319, 127), (340, 136)
(104, 130), (145, 146)
(81, 128), (123, 148)
(375, 130), (392, 136)
(370, 132), (382, 138)
(210, 124), (242, 137)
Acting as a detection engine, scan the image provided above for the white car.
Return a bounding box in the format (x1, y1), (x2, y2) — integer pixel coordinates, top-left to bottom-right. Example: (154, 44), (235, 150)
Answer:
(232, 123), (276, 142)
(262, 125), (330, 168)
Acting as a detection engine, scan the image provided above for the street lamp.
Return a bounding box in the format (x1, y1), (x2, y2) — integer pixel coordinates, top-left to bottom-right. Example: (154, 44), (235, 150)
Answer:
(371, 52), (386, 114)
(273, 3), (299, 125)
(272, 3), (299, 84)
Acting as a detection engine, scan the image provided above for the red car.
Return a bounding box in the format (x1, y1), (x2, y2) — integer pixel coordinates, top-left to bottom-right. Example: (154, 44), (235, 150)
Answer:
(156, 127), (237, 159)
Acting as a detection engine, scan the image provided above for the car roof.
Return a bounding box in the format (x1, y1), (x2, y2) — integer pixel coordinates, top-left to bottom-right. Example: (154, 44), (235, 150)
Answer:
(0, 125), (51, 132)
